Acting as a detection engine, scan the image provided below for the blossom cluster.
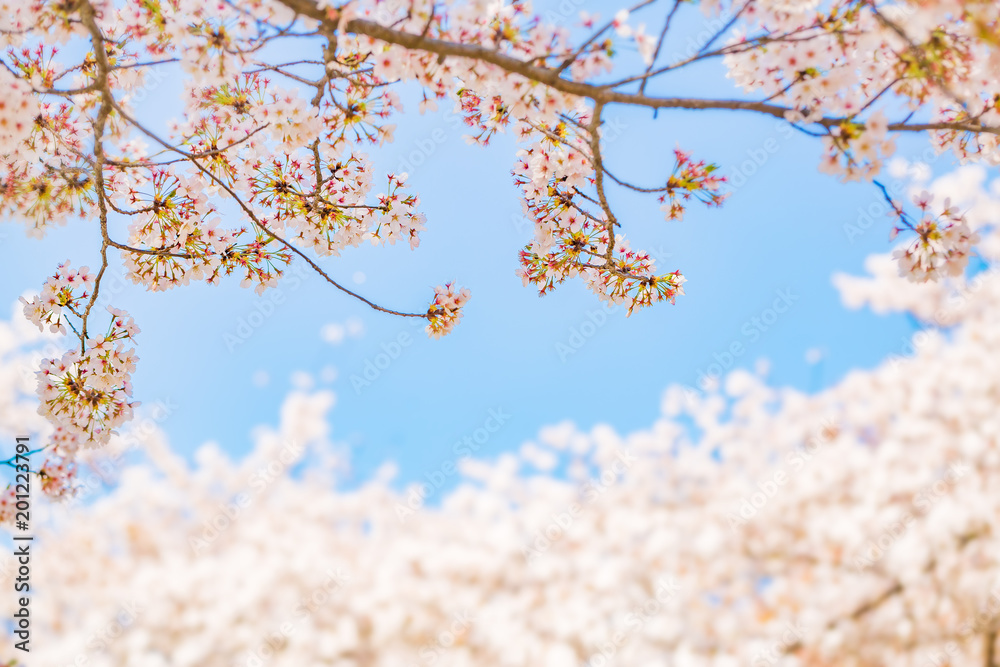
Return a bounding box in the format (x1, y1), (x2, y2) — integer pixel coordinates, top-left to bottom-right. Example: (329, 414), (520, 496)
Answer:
(511, 125), (709, 313)
(720, 0), (998, 276)
(17, 263), (141, 502)
(892, 190), (982, 282)
(817, 112), (897, 182)
(426, 282), (472, 339)
(18, 261), (93, 335)
(0, 67), (38, 156)
(658, 148), (728, 221)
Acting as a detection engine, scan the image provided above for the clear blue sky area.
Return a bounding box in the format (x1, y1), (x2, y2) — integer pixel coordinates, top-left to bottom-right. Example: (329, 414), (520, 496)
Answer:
(1, 1), (934, 490)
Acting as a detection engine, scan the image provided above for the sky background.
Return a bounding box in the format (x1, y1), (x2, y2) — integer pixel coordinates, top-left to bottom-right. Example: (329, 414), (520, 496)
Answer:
(0, 1), (943, 491)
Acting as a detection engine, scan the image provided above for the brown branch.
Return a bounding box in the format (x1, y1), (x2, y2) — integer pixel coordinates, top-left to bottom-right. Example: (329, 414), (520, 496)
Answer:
(34, 81), (102, 97)
(74, 0), (426, 326)
(638, 0), (682, 95)
(602, 166), (670, 194)
(587, 102), (618, 263)
(555, 0), (657, 74)
(102, 123), (270, 167)
(694, 0), (751, 57)
(78, 0), (115, 349)
(275, 0), (1000, 136)
(783, 581), (904, 655)
(611, 28), (828, 87)
(869, 5), (971, 115)
(107, 239), (194, 259)
(110, 102), (429, 320)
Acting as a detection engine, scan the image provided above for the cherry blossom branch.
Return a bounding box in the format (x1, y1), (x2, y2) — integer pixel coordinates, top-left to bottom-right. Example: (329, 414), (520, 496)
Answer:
(106, 240), (194, 260)
(554, 0), (657, 74)
(587, 102), (618, 263)
(581, 27), (836, 88)
(33, 81), (102, 97)
(102, 124), (270, 167)
(868, 4), (972, 115)
(109, 102), (429, 320)
(276, 0), (1000, 137)
(637, 0), (682, 95)
(68, 7), (429, 322)
(78, 0), (115, 350)
(784, 581), (904, 655)
(693, 0), (751, 57)
(873, 179), (916, 231)
(601, 167), (672, 194)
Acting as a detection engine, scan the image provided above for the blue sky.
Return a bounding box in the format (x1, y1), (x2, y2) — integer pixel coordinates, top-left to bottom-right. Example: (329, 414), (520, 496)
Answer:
(0, 1), (937, 489)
